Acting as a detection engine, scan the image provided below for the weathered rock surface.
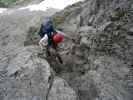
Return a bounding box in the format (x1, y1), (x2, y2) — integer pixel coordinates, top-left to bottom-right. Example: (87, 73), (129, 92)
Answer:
(0, 0), (133, 100)
(0, 9), (77, 100)
(51, 0), (133, 100)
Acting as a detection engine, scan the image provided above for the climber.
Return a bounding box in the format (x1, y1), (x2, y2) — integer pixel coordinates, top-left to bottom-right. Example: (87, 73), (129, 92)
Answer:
(38, 18), (75, 48)
(38, 18), (76, 64)
(38, 18), (63, 64)
(38, 19), (57, 49)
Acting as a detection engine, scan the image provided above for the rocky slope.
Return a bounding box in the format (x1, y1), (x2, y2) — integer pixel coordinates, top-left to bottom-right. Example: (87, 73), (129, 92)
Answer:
(51, 0), (133, 100)
(0, 9), (77, 100)
(0, 0), (133, 100)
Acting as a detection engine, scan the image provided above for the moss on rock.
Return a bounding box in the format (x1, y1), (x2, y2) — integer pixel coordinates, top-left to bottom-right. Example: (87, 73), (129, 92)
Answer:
(52, 11), (72, 27)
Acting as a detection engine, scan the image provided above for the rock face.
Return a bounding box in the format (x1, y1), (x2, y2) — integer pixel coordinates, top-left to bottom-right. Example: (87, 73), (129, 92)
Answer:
(0, 9), (77, 100)
(0, 0), (133, 100)
(51, 0), (133, 100)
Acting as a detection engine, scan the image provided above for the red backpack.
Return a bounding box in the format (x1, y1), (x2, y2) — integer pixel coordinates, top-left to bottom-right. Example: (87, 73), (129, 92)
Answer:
(52, 33), (63, 44)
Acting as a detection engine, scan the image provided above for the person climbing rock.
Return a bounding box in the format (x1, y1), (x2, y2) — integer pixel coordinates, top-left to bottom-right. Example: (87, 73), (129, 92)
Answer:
(38, 18), (56, 49)
(38, 18), (63, 64)
(38, 17), (76, 64)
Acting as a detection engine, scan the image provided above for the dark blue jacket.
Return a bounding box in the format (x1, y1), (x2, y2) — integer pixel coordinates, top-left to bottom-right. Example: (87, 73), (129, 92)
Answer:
(38, 20), (56, 38)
